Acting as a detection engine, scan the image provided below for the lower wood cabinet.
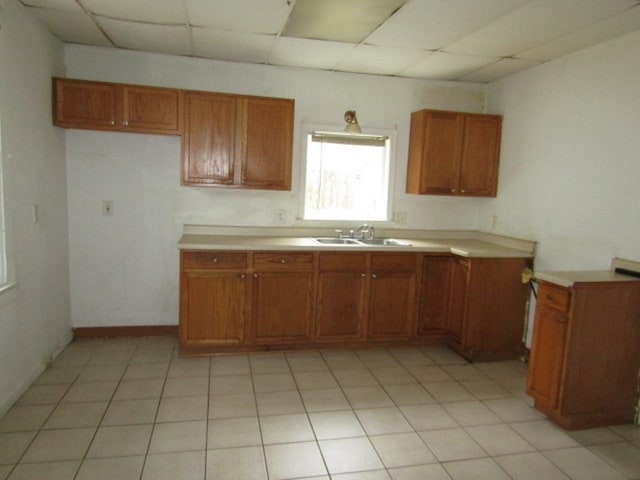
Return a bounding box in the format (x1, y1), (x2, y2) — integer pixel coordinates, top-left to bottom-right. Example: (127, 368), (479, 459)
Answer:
(527, 280), (640, 429)
(417, 255), (452, 338)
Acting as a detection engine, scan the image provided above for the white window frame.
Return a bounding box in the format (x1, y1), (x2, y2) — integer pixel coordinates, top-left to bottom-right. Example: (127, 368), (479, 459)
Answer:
(299, 123), (396, 224)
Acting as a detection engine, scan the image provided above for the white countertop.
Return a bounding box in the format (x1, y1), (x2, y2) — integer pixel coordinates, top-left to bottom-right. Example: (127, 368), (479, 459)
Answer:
(536, 270), (640, 287)
(177, 226), (537, 258)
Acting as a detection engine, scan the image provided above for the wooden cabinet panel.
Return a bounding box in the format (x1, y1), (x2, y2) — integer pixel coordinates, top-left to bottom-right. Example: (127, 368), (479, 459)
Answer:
(241, 97), (293, 190)
(182, 92), (237, 185)
(53, 78), (180, 134)
(368, 270), (416, 339)
(182, 251), (247, 270)
(447, 257), (468, 343)
(180, 271), (247, 345)
(253, 252), (314, 271)
(406, 109), (501, 197)
(418, 256), (452, 336)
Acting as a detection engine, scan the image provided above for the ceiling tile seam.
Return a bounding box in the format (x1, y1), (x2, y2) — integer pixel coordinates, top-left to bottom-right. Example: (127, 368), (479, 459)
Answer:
(357, 0), (409, 46)
(74, 0), (116, 48)
(265, 0), (297, 66)
(182, 0), (195, 58)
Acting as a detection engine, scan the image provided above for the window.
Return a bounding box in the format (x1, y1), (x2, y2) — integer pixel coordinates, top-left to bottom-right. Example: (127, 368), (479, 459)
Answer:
(303, 128), (392, 221)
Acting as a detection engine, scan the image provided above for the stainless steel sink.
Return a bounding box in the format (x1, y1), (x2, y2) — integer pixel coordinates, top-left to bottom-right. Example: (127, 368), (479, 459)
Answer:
(358, 238), (412, 246)
(312, 237), (363, 245)
(311, 237), (412, 247)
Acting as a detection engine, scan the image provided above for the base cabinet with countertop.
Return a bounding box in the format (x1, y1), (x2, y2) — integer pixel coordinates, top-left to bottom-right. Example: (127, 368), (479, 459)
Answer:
(527, 277), (640, 429)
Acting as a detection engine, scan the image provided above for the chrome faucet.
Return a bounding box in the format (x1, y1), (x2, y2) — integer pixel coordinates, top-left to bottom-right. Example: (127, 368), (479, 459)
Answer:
(355, 224), (375, 240)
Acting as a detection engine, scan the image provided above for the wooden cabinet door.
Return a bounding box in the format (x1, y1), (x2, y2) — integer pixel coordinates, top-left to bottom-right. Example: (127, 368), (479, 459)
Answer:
(316, 253), (367, 341)
(53, 79), (118, 129)
(418, 256), (452, 336)
(122, 85), (180, 134)
(240, 97), (293, 190)
(252, 271), (314, 343)
(182, 92), (237, 186)
(526, 304), (568, 411)
(447, 257), (469, 343)
(459, 114), (501, 196)
(180, 271), (248, 345)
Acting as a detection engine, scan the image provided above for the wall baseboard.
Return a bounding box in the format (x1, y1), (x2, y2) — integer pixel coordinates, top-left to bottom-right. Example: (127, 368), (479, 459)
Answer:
(73, 325), (178, 339)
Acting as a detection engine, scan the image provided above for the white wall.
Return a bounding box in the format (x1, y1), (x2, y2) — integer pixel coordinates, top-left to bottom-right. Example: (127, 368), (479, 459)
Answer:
(0, 0), (70, 414)
(483, 30), (640, 272)
(64, 45), (488, 328)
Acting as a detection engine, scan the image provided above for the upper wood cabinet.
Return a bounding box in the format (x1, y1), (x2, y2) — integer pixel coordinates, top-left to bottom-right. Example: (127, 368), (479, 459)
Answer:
(53, 78), (181, 135)
(406, 109), (502, 197)
(182, 91), (294, 190)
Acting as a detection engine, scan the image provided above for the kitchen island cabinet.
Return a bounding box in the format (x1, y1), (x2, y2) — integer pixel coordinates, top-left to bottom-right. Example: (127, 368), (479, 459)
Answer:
(527, 277), (640, 429)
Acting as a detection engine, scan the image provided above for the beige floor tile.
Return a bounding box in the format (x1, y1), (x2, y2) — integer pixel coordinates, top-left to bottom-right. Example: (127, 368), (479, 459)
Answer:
(87, 351), (133, 367)
(34, 367), (82, 385)
(210, 354), (250, 376)
(142, 451), (205, 480)
(442, 400), (502, 427)
(61, 382), (118, 403)
(495, 451), (570, 480)
(422, 348), (468, 366)
(608, 423), (640, 441)
(253, 373), (297, 393)
(0, 431), (37, 465)
(206, 446), (267, 480)
(208, 374), (252, 395)
(44, 402), (108, 429)
(388, 463), (451, 480)
(5, 460), (79, 480)
(266, 442), (328, 478)
(387, 348), (435, 367)
(122, 362), (169, 380)
(208, 393), (257, 419)
(113, 378), (164, 400)
(419, 427), (486, 462)
(293, 371), (338, 390)
(356, 350), (401, 368)
(543, 447), (626, 480)
(309, 410), (366, 440)
(256, 391), (304, 416)
(260, 413), (315, 444)
(343, 386), (395, 409)
(405, 366), (453, 383)
(16, 384), (69, 406)
(249, 354), (290, 374)
(442, 365), (488, 381)
(383, 383), (435, 406)
(483, 397), (546, 423)
(466, 424), (535, 456)
(444, 457), (511, 480)
(76, 365), (126, 383)
(167, 357), (210, 377)
(510, 420), (581, 450)
(86, 424), (152, 458)
(300, 388), (351, 412)
(474, 360), (525, 379)
(333, 471), (390, 480)
(400, 404), (458, 431)
(494, 375), (528, 396)
(0, 405), (55, 432)
(423, 381), (475, 403)
(319, 437), (383, 475)
(286, 351), (329, 372)
(148, 420), (206, 454)
(208, 417), (261, 449)
(322, 351), (365, 370)
(370, 367), (418, 385)
(568, 427), (625, 446)
(333, 369), (380, 388)
(21, 428), (94, 463)
(101, 398), (159, 426)
(356, 407), (413, 435)
(75, 456), (144, 480)
(461, 379), (512, 400)
(51, 349), (93, 368)
(370, 432), (436, 467)
(163, 376), (209, 398)
(129, 350), (173, 364)
(156, 396), (208, 422)
(589, 441), (640, 479)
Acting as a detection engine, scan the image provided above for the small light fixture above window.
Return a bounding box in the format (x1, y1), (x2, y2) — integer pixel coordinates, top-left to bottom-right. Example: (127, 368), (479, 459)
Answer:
(344, 110), (362, 134)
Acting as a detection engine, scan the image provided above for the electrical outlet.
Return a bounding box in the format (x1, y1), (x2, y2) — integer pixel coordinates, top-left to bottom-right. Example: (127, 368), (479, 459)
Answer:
(32, 204), (39, 224)
(275, 209), (286, 225)
(393, 211), (407, 224)
(102, 200), (114, 216)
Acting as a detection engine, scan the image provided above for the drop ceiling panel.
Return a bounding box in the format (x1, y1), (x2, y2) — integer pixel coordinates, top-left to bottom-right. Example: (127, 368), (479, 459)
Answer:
(21, 0), (84, 13)
(27, 8), (112, 46)
(186, 0), (291, 34)
(460, 57), (542, 83)
(81, 0), (189, 24)
(282, 0), (408, 43)
(400, 51), (499, 81)
(269, 37), (356, 71)
(365, 0), (530, 49)
(336, 44), (430, 75)
(192, 28), (274, 64)
(447, 0), (640, 57)
(97, 17), (192, 56)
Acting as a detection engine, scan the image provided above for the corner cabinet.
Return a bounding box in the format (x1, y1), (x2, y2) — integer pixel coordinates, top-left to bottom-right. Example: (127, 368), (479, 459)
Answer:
(406, 109), (501, 197)
(53, 78), (181, 135)
(527, 279), (640, 429)
(182, 91), (293, 190)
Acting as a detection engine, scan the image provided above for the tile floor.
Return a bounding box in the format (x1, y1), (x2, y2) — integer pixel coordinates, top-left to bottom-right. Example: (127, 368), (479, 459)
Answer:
(0, 336), (639, 480)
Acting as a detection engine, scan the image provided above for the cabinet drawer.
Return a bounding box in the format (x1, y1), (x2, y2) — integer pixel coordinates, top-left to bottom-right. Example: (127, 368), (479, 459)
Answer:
(537, 282), (570, 312)
(371, 253), (417, 272)
(318, 253), (367, 271)
(253, 252), (314, 271)
(182, 251), (248, 270)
